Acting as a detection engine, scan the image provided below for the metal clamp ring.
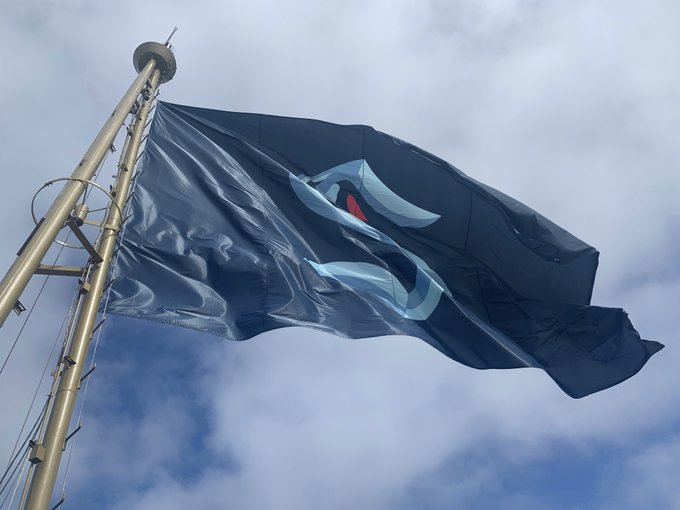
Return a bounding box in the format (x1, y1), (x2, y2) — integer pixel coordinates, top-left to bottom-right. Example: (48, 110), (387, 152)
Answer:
(31, 177), (123, 250)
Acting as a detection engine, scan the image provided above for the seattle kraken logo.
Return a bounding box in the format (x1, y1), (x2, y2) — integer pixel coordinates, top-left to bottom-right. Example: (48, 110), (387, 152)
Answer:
(291, 159), (451, 320)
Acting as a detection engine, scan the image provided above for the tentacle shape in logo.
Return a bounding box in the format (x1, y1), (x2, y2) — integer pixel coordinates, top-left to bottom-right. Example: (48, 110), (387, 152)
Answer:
(306, 259), (451, 320)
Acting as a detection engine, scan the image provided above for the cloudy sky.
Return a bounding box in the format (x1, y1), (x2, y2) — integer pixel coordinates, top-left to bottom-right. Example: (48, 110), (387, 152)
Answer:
(1, 1), (679, 509)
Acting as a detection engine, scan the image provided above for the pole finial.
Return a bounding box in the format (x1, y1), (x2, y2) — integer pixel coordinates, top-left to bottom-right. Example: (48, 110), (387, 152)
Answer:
(133, 41), (177, 83)
(165, 27), (179, 47)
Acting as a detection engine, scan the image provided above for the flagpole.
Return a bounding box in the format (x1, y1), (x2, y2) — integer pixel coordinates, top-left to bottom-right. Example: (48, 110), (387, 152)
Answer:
(19, 40), (176, 510)
(0, 41), (175, 328)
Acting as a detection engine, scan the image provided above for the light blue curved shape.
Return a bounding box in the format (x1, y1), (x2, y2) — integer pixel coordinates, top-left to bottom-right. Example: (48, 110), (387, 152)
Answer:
(299, 159), (441, 228)
(307, 260), (448, 320)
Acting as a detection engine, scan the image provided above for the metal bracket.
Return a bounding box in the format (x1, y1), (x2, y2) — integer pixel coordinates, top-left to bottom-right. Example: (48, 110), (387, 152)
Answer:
(12, 300), (26, 316)
(17, 217), (45, 256)
(35, 265), (85, 277)
(147, 103), (157, 120)
(28, 441), (45, 464)
(63, 424), (82, 449)
(92, 317), (106, 334)
(50, 496), (66, 510)
(78, 279), (91, 295)
(80, 364), (97, 383)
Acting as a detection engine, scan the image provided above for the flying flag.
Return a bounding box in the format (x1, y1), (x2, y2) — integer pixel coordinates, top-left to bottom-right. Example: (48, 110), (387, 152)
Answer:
(107, 101), (662, 398)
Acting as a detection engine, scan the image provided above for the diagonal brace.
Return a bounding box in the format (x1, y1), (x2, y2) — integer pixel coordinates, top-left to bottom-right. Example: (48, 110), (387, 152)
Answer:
(65, 218), (103, 263)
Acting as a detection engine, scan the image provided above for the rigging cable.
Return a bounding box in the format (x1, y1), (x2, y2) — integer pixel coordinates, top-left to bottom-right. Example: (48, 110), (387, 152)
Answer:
(0, 235), (91, 510)
(1, 109), (143, 508)
(0, 264), (60, 378)
(0, 134), (114, 379)
(0, 399), (48, 492)
(0, 272), (86, 510)
(2, 452), (28, 510)
(0, 223), (79, 379)
(0, 400), (46, 504)
(0, 117), (119, 443)
(1, 231), (81, 465)
(0, 397), (49, 508)
(0, 445), (28, 509)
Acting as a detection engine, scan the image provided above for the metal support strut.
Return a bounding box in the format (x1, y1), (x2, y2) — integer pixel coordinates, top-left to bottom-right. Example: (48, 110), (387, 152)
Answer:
(19, 40), (176, 510)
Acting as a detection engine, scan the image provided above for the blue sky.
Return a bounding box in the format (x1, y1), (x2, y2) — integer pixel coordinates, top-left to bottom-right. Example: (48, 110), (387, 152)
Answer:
(1, 1), (679, 509)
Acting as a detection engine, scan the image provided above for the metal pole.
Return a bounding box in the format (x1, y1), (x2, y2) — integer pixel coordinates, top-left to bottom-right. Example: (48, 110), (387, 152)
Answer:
(20, 41), (175, 510)
(0, 42), (174, 328)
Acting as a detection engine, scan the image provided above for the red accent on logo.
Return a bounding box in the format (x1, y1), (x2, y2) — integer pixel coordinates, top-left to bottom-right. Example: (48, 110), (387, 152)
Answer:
(346, 194), (368, 222)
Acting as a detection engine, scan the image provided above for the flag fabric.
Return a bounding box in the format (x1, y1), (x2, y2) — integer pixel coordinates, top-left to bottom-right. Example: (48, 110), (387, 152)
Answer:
(107, 101), (662, 398)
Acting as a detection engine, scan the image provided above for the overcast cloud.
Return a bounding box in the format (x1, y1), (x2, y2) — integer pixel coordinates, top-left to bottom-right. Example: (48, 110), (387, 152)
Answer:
(1, 1), (678, 509)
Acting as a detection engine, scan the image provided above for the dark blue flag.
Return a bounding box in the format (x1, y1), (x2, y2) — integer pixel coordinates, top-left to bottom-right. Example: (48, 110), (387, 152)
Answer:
(107, 101), (662, 398)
